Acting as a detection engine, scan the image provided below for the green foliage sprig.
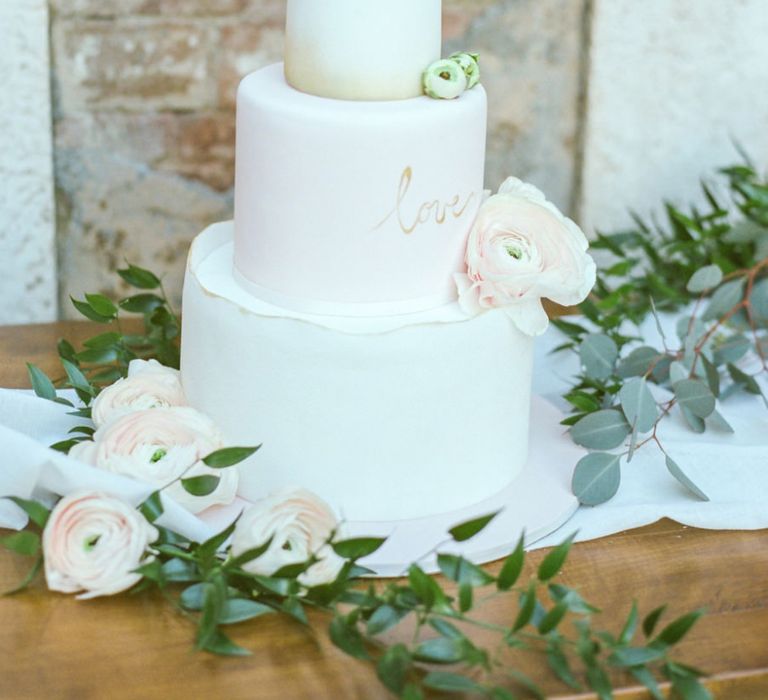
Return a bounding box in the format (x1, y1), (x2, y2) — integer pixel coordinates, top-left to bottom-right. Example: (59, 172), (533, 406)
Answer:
(556, 163), (768, 505)
(3, 503), (711, 700)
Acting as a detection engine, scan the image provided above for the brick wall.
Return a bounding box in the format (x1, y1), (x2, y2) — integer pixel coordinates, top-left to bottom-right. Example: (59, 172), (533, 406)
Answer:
(50, 0), (588, 317)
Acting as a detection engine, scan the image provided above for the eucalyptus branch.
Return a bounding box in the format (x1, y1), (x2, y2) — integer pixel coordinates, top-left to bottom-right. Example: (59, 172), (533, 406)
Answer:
(560, 162), (768, 506)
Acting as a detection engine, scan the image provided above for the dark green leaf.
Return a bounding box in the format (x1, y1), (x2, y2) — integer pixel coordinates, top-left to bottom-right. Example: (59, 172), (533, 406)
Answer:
(203, 445), (261, 468)
(437, 554), (495, 587)
(200, 629), (251, 657)
(423, 672), (483, 694)
(71, 296), (114, 323)
(572, 453), (621, 506)
(75, 346), (119, 364)
(655, 609), (704, 646)
(82, 332), (122, 349)
(84, 293), (118, 318)
(619, 600), (639, 644)
(57, 339), (78, 363)
(329, 615), (369, 660)
(408, 564), (441, 609)
(219, 599), (274, 624)
(610, 646), (666, 667)
(26, 363), (57, 401)
(414, 638), (465, 664)
(366, 604), (406, 636)
(4, 554), (43, 595)
(665, 456), (709, 501)
(429, 618), (465, 640)
(643, 605), (667, 637)
(2, 531), (41, 556)
(586, 663), (613, 700)
(570, 409), (631, 450)
(537, 601), (568, 634)
(459, 582), (473, 613)
(513, 582), (537, 631)
(118, 264), (162, 290)
(538, 533), (576, 582)
(332, 537), (386, 560)
(448, 511), (500, 542)
(670, 674), (713, 700)
(629, 666), (664, 700)
(225, 536), (274, 570)
(282, 597), (308, 624)
(139, 491), (164, 523)
(376, 644), (411, 694)
(546, 644), (580, 689)
(119, 294), (165, 314)
(497, 532), (525, 591)
(181, 475), (220, 497)
(5, 497), (49, 529)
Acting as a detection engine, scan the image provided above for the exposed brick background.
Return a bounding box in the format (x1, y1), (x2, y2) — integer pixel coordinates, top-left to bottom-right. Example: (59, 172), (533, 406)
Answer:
(50, 0), (588, 317)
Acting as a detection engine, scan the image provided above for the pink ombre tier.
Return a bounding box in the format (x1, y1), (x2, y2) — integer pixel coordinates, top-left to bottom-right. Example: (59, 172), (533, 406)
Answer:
(233, 63), (487, 316)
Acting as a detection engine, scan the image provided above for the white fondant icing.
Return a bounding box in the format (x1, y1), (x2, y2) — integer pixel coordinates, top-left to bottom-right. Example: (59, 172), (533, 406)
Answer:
(285, 0), (441, 101)
(234, 64), (487, 315)
(181, 224), (534, 522)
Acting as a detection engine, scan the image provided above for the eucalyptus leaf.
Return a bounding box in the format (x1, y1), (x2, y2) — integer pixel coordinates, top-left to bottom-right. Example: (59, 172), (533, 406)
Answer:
(570, 410), (631, 450)
(669, 360), (690, 385)
(665, 456), (709, 501)
(680, 406), (706, 433)
(686, 264), (722, 293)
(674, 379), (716, 418)
(727, 363), (763, 395)
(712, 333), (750, 366)
(437, 554), (495, 587)
(701, 278), (745, 321)
(706, 409), (734, 433)
(579, 333), (619, 380)
(617, 346), (663, 378)
(219, 599), (274, 624)
(619, 377), (658, 433)
(572, 453), (621, 506)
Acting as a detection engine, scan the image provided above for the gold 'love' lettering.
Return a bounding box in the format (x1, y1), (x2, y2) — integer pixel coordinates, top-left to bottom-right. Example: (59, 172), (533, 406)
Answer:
(374, 167), (476, 235)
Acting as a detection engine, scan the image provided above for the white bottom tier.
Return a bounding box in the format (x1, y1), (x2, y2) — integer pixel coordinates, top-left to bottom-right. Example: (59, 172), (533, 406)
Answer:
(181, 223), (534, 522)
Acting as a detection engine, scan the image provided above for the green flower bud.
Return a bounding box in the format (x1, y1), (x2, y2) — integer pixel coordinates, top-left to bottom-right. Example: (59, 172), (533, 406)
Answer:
(450, 51), (481, 89)
(422, 59), (468, 100)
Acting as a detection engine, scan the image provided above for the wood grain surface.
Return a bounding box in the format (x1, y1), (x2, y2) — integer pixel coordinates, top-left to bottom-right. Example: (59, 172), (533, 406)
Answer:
(0, 322), (767, 700)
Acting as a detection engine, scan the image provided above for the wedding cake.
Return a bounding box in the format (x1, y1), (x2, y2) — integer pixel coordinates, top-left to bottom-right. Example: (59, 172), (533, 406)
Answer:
(180, 0), (594, 522)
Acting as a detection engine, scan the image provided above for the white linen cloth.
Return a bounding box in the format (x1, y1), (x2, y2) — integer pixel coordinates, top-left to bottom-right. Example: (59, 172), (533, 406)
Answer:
(0, 313), (766, 551)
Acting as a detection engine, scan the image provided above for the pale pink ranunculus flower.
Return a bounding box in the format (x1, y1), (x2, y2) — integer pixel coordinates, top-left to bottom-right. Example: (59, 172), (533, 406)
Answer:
(230, 488), (345, 588)
(454, 177), (596, 336)
(42, 491), (158, 600)
(69, 407), (238, 514)
(91, 359), (187, 428)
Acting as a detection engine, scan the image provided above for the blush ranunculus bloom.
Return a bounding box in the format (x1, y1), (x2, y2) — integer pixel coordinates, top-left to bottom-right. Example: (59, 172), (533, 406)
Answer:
(69, 407), (238, 514)
(91, 359), (187, 428)
(230, 488), (345, 588)
(42, 491), (158, 600)
(454, 177), (596, 336)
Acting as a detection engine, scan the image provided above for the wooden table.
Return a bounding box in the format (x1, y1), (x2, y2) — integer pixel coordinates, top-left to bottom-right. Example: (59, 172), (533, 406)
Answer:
(1, 322), (767, 700)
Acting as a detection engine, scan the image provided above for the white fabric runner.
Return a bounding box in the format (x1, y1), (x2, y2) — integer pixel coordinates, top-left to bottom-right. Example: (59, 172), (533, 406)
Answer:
(0, 314), (766, 551)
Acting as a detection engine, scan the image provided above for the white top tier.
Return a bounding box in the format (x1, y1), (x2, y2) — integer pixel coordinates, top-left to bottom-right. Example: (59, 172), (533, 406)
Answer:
(284, 0), (442, 101)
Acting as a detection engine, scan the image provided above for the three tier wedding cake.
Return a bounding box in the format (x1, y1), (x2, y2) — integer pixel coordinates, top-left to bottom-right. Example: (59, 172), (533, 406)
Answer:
(180, 0), (595, 522)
